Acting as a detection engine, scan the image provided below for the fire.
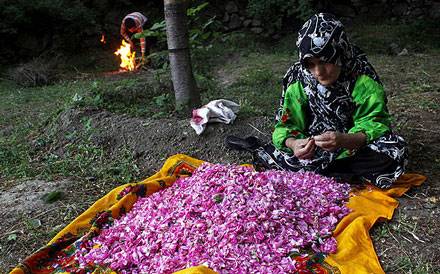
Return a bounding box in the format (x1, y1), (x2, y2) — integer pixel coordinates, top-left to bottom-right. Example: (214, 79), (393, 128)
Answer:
(100, 34), (106, 44)
(114, 40), (136, 71)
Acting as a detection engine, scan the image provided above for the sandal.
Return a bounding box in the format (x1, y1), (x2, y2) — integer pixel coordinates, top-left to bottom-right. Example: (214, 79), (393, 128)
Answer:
(225, 136), (262, 152)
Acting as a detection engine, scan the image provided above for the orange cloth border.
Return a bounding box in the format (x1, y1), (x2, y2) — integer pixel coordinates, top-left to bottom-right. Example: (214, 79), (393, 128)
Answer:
(10, 154), (425, 274)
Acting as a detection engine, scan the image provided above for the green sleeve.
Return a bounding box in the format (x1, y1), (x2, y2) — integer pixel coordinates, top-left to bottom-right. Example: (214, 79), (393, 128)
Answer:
(272, 81), (308, 152)
(349, 75), (391, 143)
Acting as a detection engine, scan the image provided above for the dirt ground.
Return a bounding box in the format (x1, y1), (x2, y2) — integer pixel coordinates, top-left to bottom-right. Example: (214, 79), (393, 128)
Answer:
(1, 65), (440, 273)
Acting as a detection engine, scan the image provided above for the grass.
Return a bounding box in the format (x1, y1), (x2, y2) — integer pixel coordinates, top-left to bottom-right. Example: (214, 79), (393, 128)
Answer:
(0, 80), (83, 179)
(371, 203), (440, 274)
(30, 109), (142, 183)
(69, 73), (174, 117)
(0, 76), (153, 182)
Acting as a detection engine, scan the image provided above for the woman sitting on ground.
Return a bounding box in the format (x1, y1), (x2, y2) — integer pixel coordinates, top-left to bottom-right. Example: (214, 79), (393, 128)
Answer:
(252, 13), (407, 188)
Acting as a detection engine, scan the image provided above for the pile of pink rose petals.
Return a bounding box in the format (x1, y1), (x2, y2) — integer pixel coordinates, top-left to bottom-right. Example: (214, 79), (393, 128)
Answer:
(74, 163), (350, 273)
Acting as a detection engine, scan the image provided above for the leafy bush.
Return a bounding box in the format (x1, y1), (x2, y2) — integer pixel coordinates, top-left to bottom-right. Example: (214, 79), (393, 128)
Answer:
(134, 2), (221, 49)
(187, 3), (222, 48)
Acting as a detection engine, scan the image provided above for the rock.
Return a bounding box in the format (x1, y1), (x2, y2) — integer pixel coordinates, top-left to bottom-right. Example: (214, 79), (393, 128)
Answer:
(272, 33), (282, 40)
(250, 27), (264, 34)
(367, 4), (388, 17)
(388, 43), (402, 55)
(228, 14), (242, 30)
(351, 0), (363, 5)
(223, 12), (230, 23)
(225, 1), (239, 13)
(243, 19), (252, 28)
(331, 4), (356, 18)
(398, 48), (409, 56)
(359, 6), (369, 13)
(251, 18), (262, 27)
(429, 2), (440, 19)
(411, 7), (424, 17)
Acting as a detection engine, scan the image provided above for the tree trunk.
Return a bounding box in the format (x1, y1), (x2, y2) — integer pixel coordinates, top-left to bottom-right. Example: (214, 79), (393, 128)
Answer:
(164, 0), (200, 115)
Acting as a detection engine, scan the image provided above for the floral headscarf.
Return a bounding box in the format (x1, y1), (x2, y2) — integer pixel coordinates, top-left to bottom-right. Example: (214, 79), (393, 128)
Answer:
(296, 13), (380, 83)
(274, 13), (383, 172)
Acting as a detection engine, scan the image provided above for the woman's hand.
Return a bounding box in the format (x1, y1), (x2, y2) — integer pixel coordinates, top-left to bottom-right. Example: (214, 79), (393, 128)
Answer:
(129, 40), (135, 50)
(314, 131), (366, 151)
(286, 138), (316, 159)
(314, 131), (344, 151)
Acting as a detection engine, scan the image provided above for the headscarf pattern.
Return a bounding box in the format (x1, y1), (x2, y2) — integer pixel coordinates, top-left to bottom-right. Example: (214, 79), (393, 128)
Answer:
(276, 13), (381, 126)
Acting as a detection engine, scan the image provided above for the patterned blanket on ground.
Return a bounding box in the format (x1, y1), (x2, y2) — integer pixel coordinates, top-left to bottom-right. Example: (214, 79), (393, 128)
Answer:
(11, 154), (426, 274)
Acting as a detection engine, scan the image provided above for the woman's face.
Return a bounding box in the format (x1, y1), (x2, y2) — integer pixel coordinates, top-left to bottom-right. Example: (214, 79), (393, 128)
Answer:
(304, 57), (341, 86)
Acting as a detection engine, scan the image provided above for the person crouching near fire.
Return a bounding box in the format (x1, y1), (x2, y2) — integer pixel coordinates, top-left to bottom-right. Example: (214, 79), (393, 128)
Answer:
(120, 12), (149, 67)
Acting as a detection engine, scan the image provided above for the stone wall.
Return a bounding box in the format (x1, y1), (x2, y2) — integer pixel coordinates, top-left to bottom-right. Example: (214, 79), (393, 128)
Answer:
(344, 0), (440, 19)
(222, 1), (265, 35)
(220, 0), (440, 36)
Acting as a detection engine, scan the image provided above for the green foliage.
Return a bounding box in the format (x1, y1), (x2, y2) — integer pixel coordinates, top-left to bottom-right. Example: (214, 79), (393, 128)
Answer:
(187, 2), (209, 17)
(246, 0), (314, 30)
(135, 2), (221, 49)
(134, 20), (167, 41)
(190, 30), (297, 117)
(7, 233), (18, 242)
(41, 191), (64, 203)
(187, 2), (222, 48)
(296, 0), (314, 21)
(189, 14), (221, 48)
(153, 93), (171, 109)
(148, 50), (170, 69)
(224, 65), (279, 117)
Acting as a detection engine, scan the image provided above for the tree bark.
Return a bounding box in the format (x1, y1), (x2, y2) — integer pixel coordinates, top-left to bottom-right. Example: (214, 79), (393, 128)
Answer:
(164, 0), (200, 115)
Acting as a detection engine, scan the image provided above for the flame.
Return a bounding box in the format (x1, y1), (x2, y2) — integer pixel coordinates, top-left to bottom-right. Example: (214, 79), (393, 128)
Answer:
(114, 40), (136, 71)
(100, 34), (106, 44)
